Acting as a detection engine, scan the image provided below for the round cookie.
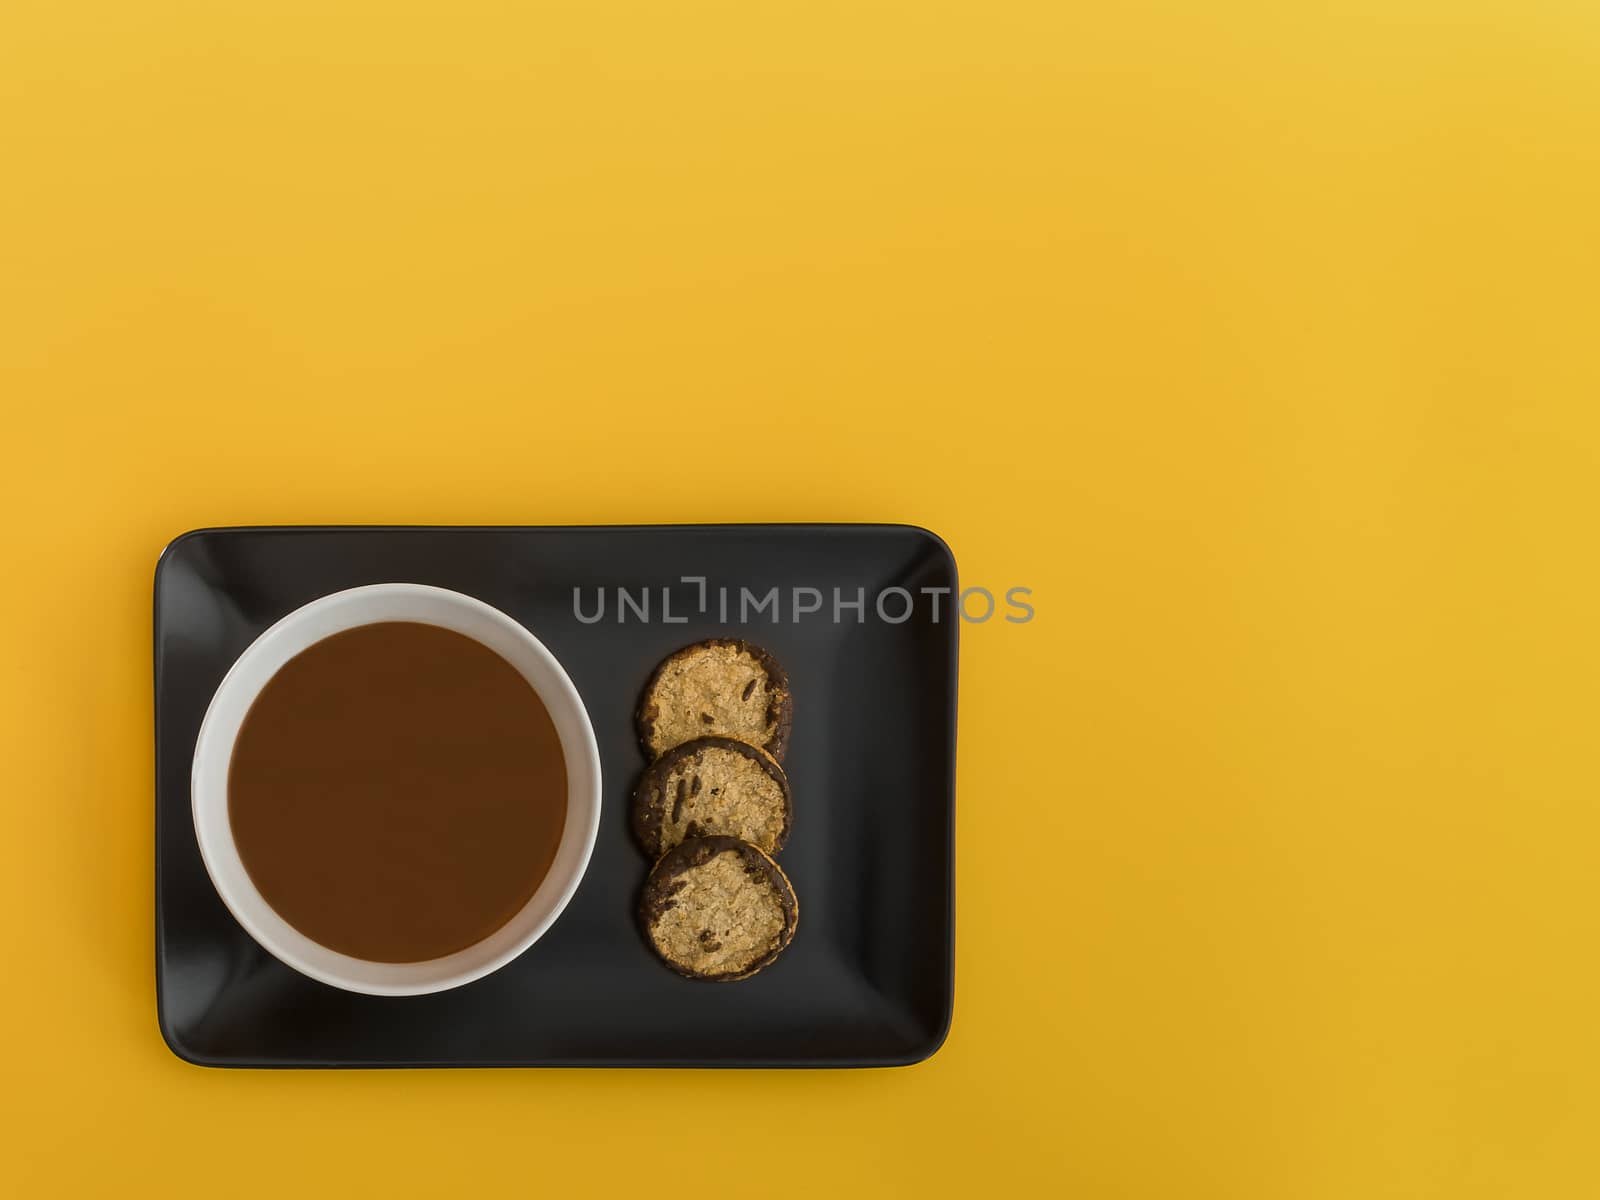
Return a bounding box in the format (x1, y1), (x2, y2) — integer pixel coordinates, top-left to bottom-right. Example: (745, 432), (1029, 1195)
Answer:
(637, 638), (793, 762)
(639, 836), (799, 981)
(632, 736), (792, 859)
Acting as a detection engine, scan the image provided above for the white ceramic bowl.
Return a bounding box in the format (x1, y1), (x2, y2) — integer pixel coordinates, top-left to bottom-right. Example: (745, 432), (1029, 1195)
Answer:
(190, 583), (602, 996)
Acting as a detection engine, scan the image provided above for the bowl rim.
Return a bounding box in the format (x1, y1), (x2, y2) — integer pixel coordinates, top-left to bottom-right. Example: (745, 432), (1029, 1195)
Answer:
(189, 582), (602, 996)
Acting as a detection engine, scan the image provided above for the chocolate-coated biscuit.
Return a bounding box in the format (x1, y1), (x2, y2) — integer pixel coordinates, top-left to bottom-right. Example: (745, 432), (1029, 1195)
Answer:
(638, 836), (799, 981)
(637, 638), (793, 762)
(632, 736), (792, 859)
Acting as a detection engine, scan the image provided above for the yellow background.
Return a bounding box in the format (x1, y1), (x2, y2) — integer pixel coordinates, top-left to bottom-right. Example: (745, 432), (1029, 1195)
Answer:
(3, 1), (1598, 1195)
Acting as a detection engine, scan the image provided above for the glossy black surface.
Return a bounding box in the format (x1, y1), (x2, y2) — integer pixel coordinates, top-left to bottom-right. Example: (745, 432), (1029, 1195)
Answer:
(154, 525), (958, 1068)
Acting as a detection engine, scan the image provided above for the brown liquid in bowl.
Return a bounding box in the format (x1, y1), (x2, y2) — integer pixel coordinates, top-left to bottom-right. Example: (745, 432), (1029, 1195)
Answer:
(228, 621), (568, 963)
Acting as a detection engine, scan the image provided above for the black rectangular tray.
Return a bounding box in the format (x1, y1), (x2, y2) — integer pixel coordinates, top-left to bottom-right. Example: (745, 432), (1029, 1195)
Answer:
(155, 525), (957, 1067)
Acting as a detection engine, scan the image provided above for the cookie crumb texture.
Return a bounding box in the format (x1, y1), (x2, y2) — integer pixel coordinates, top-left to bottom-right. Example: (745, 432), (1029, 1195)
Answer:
(633, 737), (791, 857)
(638, 639), (792, 761)
(641, 839), (797, 980)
